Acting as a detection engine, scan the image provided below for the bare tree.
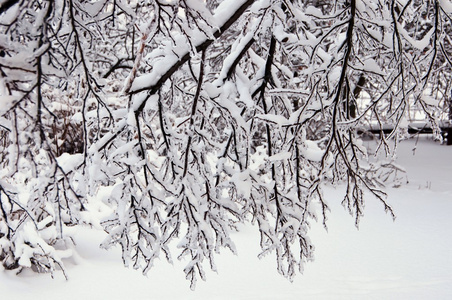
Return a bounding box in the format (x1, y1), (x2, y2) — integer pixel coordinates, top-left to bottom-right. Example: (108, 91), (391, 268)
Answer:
(0, 0), (451, 288)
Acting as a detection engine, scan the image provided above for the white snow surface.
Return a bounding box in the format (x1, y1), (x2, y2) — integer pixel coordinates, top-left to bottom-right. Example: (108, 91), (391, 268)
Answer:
(1, 137), (452, 299)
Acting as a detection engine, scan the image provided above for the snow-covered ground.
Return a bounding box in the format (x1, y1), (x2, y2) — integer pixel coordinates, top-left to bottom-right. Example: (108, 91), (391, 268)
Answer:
(1, 137), (452, 299)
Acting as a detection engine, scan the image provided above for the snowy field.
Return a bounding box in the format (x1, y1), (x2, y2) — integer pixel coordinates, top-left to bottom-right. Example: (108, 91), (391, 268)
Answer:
(1, 137), (451, 300)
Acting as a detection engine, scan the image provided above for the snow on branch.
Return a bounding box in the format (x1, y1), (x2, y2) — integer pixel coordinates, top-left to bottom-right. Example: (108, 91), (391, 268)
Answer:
(1, 0), (451, 289)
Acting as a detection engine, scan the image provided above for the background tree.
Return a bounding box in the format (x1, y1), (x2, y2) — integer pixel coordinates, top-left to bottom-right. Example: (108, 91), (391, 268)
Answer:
(0, 0), (451, 288)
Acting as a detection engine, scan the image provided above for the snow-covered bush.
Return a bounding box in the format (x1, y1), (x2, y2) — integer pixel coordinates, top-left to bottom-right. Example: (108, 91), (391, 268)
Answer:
(1, 0), (451, 289)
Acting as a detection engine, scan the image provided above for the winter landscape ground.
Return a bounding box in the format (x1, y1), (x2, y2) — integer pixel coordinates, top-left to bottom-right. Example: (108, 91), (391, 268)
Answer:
(1, 136), (451, 300)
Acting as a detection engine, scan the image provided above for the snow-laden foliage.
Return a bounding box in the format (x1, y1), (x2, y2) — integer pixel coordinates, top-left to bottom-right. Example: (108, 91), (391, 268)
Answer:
(0, 0), (451, 288)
